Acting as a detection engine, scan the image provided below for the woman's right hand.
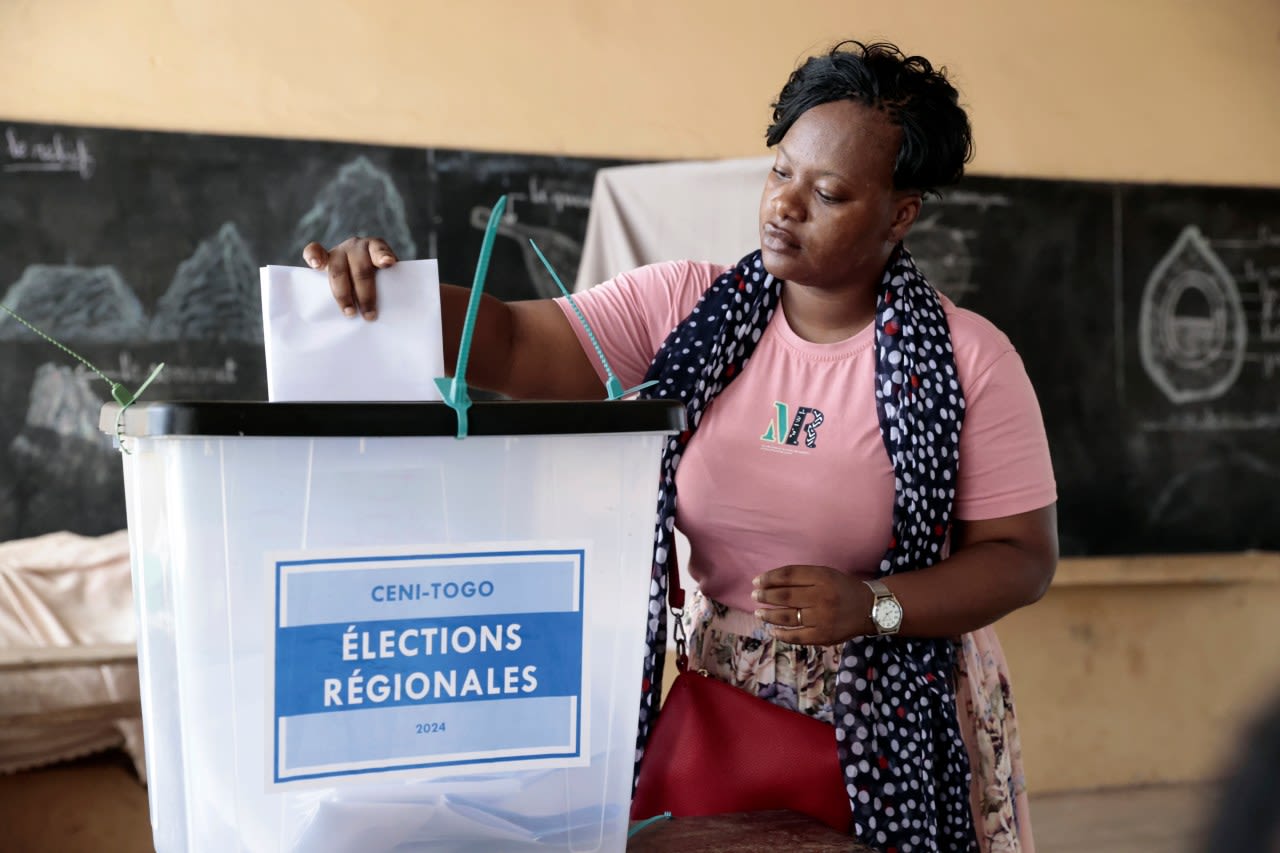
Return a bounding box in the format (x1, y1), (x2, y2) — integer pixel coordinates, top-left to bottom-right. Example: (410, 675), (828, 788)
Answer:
(302, 237), (399, 320)
(301, 234), (605, 401)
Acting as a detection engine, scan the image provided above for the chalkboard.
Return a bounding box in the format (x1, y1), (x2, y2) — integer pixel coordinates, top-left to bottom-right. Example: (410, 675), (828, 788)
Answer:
(1115, 185), (1280, 553)
(0, 121), (626, 541)
(910, 177), (1280, 555)
(1, 121), (1278, 556)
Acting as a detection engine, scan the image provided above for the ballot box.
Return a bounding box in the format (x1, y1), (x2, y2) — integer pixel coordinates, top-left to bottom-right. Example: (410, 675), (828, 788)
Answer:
(102, 400), (683, 853)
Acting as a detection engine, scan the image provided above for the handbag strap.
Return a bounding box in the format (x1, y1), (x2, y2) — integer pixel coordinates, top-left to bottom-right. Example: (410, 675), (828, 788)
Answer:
(666, 554), (689, 673)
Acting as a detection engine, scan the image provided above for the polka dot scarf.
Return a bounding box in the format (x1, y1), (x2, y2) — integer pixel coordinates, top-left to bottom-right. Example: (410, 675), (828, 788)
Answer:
(636, 247), (977, 852)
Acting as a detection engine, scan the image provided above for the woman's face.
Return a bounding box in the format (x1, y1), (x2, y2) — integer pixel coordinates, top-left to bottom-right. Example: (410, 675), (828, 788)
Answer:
(758, 99), (920, 291)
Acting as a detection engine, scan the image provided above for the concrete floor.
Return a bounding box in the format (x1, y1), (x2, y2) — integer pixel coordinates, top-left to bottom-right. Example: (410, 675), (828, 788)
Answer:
(1032, 783), (1214, 853)
(0, 752), (1219, 853)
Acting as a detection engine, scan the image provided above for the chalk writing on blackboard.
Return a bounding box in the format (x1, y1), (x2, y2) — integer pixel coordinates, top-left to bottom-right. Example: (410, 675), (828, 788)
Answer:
(470, 204), (584, 300)
(1211, 225), (1280, 250)
(462, 175), (596, 299)
(3, 127), (96, 179)
(77, 353), (241, 388)
(1241, 259), (1280, 372)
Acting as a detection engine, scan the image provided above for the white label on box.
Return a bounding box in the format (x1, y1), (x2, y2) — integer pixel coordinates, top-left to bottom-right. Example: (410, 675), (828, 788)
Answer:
(266, 544), (589, 786)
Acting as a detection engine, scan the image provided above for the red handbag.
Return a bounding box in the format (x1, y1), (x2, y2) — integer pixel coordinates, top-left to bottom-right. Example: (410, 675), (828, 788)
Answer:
(630, 563), (853, 833)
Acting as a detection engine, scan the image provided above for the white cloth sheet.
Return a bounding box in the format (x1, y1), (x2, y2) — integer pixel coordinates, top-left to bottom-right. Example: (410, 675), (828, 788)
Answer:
(574, 156), (771, 291)
(0, 530), (143, 777)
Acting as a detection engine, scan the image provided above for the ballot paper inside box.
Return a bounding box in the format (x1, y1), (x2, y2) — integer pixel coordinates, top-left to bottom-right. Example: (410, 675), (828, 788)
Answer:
(102, 399), (683, 853)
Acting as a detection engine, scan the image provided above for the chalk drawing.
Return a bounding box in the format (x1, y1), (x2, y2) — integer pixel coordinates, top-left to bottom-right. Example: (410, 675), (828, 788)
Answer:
(1138, 225), (1246, 404)
(9, 363), (121, 539)
(17, 363), (106, 442)
(289, 156), (417, 261)
(0, 265), (146, 341)
(151, 222), (262, 343)
(907, 214), (977, 305)
(470, 204), (584, 300)
(904, 189), (1009, 305)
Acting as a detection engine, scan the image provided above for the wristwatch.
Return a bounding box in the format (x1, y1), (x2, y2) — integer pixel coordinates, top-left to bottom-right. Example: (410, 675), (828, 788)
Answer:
(863, 579), (903, 635)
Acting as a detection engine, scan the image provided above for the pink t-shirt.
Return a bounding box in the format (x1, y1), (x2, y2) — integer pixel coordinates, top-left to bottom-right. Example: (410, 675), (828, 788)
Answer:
(557, 261), (1057, 613)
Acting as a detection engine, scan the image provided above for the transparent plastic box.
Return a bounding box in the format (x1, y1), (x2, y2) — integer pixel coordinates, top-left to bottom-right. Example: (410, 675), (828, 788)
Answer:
(103, 400), (683, 853)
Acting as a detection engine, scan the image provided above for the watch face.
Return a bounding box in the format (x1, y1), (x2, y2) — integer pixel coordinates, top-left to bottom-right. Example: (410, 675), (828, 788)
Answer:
(874, 598), (903, 631)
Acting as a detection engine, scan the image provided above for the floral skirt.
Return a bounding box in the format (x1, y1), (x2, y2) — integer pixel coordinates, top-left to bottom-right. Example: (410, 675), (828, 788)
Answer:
(683, 590), (1036, 853)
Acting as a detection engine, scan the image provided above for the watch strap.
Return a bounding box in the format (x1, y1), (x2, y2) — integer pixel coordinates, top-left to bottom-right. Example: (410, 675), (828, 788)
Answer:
(863, 579), (900, 635)
(864, 578), (891, 599)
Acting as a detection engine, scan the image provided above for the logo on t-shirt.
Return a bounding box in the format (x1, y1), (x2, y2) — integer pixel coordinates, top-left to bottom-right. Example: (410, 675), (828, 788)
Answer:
(760, 401), (824, 451)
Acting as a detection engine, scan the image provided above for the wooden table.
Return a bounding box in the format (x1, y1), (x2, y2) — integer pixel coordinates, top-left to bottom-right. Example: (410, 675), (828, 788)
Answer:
(627, 810), (875, 852)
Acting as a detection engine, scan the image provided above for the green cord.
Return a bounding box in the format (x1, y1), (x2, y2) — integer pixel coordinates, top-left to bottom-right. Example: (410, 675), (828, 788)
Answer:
(528, 240), (621, 396)
(1, 301), (165, 453)
(1, 302), (117, 392)
(434, 195), (508, 439)
(627, 811), (673, 838)
(528, 240), (657, 400)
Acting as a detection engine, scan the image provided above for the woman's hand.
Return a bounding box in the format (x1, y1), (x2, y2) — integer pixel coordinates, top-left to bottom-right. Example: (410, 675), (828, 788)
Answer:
(302, 237), (399, 320)
(752, 506), (1058, 646)
(751, 564), (871, 646)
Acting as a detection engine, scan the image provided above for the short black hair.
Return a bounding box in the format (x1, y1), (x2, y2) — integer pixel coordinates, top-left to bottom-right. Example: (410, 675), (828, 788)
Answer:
(766, 40), (974, 197)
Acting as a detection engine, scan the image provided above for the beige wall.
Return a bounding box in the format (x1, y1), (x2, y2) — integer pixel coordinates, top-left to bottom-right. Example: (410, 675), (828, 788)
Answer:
(1002, 555), (1280, 793)
(2, 0), (1279, 186)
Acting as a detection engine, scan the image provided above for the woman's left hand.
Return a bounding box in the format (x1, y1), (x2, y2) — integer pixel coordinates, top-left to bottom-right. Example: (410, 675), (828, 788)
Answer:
(751, 564), (870, 646)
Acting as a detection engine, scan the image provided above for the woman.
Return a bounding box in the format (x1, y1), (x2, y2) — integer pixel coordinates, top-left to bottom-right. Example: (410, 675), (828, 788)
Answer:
(306, 40), (1058, 853)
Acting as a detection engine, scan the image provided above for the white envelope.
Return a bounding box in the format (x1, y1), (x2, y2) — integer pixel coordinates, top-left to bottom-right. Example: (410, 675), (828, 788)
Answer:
(260, 260), (445, 402)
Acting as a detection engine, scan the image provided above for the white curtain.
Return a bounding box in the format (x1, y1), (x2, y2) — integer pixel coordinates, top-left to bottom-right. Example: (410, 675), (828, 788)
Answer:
(575, 156), (772, 291)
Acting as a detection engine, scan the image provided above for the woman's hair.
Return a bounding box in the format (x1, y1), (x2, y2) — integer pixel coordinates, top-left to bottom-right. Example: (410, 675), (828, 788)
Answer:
(766, 40), (974, 197)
